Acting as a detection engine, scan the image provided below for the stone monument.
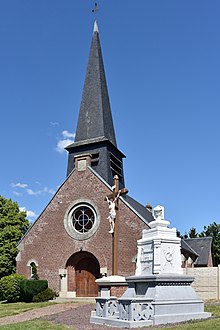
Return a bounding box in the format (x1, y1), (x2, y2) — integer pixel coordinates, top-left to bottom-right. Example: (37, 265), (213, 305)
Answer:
(91, 205), (211, 328)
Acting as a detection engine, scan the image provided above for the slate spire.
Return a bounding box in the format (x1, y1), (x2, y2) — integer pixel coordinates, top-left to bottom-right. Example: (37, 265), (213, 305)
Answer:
(75, 20), (117, 147)
(66, 21), (125, 187)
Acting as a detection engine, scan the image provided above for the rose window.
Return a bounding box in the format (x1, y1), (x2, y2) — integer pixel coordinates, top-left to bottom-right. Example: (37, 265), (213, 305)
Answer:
(72, 206), (95, 233)
(64, 200), (100, 241)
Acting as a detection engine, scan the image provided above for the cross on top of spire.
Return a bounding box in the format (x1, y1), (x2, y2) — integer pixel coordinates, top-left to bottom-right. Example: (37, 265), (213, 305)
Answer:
(92, 2), (99, 20)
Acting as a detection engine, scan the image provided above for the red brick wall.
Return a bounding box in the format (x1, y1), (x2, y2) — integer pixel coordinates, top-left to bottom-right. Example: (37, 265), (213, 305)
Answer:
(16, 166), (149, 292)
(110, 285), (128, 298)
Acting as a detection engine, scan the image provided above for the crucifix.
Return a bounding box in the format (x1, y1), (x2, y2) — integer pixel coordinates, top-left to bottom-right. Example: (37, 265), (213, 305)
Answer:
(105, 175), (128, 275)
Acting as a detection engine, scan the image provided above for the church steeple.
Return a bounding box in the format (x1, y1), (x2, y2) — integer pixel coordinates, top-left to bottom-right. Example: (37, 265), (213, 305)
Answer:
(74, 21), (117, 147)
(66, 21), (125, 187)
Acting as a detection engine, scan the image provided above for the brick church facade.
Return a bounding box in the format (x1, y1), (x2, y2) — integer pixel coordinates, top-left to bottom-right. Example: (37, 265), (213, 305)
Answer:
(16, 21), (153, 297)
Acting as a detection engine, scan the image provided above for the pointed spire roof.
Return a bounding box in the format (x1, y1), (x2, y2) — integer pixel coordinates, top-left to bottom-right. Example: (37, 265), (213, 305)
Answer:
(74, 21), (117, 147)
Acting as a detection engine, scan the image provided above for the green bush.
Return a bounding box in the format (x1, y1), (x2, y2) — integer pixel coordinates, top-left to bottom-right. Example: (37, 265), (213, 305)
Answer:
(0, 274), (26, 302)
(33, 288), (55, 302)
(20, 279), (48, 302)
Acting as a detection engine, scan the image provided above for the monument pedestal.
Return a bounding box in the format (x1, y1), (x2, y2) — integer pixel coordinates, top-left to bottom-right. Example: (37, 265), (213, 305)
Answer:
(91, 274), (210, 328)
(117, 274), (210, 327)
(91, 209), (211, 327)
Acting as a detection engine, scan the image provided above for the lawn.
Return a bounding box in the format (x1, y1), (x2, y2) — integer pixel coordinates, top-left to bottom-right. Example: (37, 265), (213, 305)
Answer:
(0, 302), (55, 318)
(0, 320), (71, 329)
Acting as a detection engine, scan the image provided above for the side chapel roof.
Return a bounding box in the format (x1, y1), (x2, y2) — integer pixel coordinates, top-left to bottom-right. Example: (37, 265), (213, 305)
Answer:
(181, 239), (199, 261)
(183, 237), (213, 266)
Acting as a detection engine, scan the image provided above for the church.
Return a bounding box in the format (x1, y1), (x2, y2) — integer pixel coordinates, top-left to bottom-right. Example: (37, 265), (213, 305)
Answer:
(16, 21), (154, 298)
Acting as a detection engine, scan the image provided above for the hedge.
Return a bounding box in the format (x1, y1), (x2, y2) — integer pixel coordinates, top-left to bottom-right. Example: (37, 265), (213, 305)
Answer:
(20, 279), (48, 302)
(33, 288), (55, 302)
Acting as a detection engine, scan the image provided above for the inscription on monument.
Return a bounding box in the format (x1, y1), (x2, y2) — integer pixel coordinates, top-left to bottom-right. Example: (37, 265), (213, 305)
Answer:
(140, 248), (153, 263)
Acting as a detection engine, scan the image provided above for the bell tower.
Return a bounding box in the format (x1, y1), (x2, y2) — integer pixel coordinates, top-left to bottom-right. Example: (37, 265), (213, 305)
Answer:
(66, 21), (125, 188)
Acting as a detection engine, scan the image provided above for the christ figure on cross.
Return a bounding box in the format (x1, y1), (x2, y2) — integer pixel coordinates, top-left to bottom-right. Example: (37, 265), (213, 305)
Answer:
(106, 192), (120, 234)
(105, 175), (128, 274)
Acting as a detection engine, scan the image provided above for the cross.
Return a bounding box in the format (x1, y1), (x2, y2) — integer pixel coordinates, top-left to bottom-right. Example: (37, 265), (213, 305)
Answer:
(92, 2), (99, 20)
(105, 175), (128, 275)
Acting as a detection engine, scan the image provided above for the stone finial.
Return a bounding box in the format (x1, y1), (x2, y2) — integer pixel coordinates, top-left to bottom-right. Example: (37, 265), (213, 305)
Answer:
(153, 205), (164, 221)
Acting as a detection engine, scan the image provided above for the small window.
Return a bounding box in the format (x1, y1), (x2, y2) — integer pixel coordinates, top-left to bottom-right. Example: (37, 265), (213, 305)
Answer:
(27, 260), (39, 279)
(30, 262), (39, 280)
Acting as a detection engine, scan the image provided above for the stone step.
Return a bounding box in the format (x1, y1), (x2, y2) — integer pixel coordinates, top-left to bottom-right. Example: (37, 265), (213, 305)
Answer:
(53, 297), (95, 303)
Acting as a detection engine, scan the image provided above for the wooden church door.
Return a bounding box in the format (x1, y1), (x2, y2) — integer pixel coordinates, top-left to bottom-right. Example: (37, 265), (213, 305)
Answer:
(75, 257), (99, 297)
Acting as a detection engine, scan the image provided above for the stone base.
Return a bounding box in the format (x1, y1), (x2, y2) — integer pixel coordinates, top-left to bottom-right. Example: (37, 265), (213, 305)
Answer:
(153, 312), (211, 325)
(90, 313), (153, 328)
(90, 274), (211, 328)
(59, 291), (76, 298)
(90, 312), (211, 328)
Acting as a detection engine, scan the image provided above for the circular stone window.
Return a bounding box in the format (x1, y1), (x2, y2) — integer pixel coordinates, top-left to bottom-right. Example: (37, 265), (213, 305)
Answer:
(64, 199), (100, 241)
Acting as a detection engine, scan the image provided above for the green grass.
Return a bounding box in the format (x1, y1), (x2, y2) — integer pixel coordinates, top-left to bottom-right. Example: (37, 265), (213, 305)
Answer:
(205, 304), (220, 317)
(0, 320), (71, 329)
(158, 318), (220, 330)
(0, 302), (55, 318)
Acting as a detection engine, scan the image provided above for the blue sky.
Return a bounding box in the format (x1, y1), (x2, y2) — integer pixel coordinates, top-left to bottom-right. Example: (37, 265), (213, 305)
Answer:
(0, 0), (220, 235)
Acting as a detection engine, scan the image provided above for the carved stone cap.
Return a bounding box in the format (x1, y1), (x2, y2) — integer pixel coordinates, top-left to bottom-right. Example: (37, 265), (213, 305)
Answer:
(96, 275), (127, 287)
(126, 274), (195, 284)
(59, 269), (67, 276)
(149, 219), (170, 229)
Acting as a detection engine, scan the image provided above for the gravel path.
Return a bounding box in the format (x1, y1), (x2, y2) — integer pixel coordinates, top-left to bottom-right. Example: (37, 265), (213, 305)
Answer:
(44, 303), (129, 330)
(43, 304), (175, 330)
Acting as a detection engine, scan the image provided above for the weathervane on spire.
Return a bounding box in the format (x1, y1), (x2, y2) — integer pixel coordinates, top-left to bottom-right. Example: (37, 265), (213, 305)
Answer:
(92, 2), (99, 20)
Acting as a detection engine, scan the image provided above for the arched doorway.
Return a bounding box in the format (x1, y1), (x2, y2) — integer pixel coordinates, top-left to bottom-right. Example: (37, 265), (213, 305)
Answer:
(66, 251), (100, 297)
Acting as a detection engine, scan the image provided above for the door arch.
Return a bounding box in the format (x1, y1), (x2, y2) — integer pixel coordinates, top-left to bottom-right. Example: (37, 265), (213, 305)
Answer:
(66, 251), (100, 297)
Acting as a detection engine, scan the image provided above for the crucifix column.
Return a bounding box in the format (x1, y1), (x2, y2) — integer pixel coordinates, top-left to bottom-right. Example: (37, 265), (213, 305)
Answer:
(106, 175), (128, 275)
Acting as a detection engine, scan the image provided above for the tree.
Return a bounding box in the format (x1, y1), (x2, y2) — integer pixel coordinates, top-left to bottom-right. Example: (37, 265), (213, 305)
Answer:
(199, 221), (220, 266)
(0, 196), (29, 278)
(178, 227), (198, 239)
(188, 227), (198, 238)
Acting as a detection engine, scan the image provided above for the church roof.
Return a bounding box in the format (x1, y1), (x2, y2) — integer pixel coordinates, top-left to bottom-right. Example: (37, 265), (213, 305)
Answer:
(89, 166), (153, 225)
(122, 194), (154, 224)
(183, 237), (213, 266)
(74, 21), (117, 147)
